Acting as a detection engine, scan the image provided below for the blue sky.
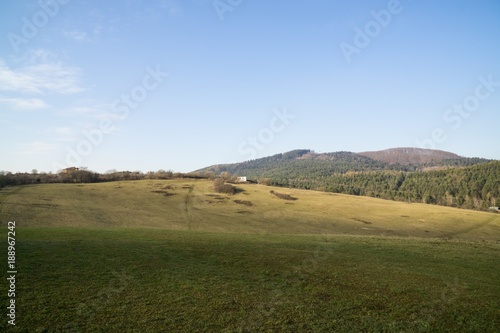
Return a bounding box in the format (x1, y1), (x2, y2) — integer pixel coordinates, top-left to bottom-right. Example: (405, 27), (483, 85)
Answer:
(1, 0), (499, 173)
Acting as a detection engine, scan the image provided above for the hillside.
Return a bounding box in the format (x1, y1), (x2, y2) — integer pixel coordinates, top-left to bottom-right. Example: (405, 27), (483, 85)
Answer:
(1, 179), (498, 240)
(195, 148), (497, 210)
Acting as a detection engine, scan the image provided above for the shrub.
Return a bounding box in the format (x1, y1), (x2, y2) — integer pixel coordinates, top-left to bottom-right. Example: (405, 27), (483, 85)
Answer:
(270, 190), (297, 201)
(259, 178), (272, 186)
(214, 178), (236, 195)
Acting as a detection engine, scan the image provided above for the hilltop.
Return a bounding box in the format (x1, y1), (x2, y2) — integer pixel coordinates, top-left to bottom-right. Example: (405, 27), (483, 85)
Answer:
(358, 147), (461, 164)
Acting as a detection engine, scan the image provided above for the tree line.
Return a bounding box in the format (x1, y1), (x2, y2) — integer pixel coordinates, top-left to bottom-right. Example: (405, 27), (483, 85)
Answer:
(0, 169), (210, 188)
(267, 161), (499, 210)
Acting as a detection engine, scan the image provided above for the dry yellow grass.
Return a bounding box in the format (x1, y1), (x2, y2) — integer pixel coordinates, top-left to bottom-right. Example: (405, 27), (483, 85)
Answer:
(0, 179), (498, 241)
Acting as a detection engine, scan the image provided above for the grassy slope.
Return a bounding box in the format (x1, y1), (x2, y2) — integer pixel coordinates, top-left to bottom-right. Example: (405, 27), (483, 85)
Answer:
(0, 180), (499, 332)
(1, 179), (499, 240)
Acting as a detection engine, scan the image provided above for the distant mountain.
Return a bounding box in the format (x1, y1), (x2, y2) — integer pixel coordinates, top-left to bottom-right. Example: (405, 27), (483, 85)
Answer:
(196, 149), (393, 180)
(358, 147), (460, 165)
(194, 148), (498, 211)
(196, 148), (491, 179)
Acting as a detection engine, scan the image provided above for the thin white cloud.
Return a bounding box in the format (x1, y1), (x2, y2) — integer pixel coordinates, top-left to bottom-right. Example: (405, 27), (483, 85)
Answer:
(20, 49), (54, 64)
(61, 101), (122, 122)
(64, 30), (90, 42)
(46, 126), (79, 143)
(17, 141), (59, 155)
(0, 58), (83, 95)
(65, 106), (100, 115)
(52, 126), (75, 136)
(0, 97), (48, 110)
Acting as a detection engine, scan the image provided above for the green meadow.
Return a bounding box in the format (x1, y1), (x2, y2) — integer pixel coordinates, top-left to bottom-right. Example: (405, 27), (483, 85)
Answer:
(1, 180), (499, 332)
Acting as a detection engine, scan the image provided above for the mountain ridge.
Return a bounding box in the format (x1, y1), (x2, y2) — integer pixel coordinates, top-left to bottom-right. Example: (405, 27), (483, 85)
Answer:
(195, 147), (492, 176)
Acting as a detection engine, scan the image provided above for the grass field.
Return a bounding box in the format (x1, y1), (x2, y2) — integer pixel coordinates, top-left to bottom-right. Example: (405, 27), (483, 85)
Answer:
(1, 179), (499, 240)
(1, 180), (499, 332)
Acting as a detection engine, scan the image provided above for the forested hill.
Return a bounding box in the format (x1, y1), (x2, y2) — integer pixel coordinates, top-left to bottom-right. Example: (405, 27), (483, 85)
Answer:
(197, 148), (491, 178)
(196, 149), (498, 210)
(200, 150), (393, 179)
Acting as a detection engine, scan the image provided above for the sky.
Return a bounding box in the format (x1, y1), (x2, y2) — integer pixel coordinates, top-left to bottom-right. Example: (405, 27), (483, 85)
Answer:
(1, 0), (499, 173)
